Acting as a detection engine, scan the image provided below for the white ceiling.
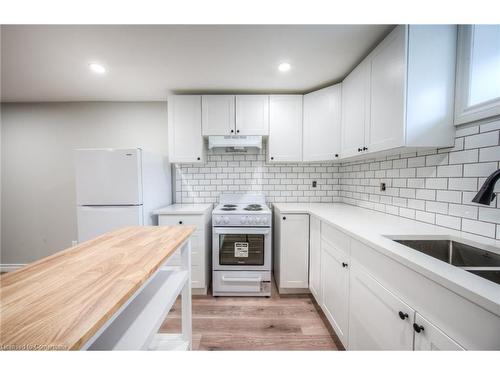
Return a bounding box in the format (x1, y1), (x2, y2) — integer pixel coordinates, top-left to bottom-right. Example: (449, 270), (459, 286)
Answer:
(1, 25), (393, 102)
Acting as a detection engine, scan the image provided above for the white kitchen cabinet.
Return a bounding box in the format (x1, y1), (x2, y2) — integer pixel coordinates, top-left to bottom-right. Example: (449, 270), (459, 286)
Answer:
(341, 60), (370, 158)
(303, 84), (341, 162)
(341, 25), (457, 160)
(201, 95), (235, 136)
(268, 95), (303, 162)
(273, 211), (309, 292)
(413, 313), (465, 351)
(367, 25), (406, 153)
(156, 204), (212, 294)
(235, 95), (269, 135)
(321, 238), (349, 347)
(167, 95), (204, 163)
(308, 216), (321, 301)
(348, 260), (415, 350)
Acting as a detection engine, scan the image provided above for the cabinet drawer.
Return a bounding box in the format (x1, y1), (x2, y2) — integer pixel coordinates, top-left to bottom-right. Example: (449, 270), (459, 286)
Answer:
(158, 215), (205, 232)
(321, 222), (349, 253)
(213, 271), (271, 294)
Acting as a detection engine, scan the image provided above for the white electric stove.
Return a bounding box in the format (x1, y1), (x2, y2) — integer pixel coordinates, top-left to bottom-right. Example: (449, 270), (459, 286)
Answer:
(212, 194), (272, 297)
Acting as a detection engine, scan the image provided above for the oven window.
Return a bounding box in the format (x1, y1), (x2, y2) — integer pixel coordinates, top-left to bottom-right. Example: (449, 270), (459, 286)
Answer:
(219, 234), (265, 265)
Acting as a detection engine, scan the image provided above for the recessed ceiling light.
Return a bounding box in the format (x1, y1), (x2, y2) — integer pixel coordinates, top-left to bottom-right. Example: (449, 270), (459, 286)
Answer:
(89, 63), (106, 74)
(278, 62), (291, 72)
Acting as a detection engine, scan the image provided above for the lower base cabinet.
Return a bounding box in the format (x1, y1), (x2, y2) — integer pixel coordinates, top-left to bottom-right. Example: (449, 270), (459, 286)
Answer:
(321, 239), (349, 347)
(274, 211), (310, 292)
(413, 313), (465, 351)
(297, 211), (500, 350)
(348, 260), (415, 350)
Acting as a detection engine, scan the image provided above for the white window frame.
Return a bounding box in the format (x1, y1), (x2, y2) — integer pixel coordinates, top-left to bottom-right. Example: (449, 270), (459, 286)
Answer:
(454, 25), (500, 125)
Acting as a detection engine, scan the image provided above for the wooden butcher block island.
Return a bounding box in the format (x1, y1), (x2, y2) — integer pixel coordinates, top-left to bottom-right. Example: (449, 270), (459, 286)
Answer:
(0, 226), (195, 351)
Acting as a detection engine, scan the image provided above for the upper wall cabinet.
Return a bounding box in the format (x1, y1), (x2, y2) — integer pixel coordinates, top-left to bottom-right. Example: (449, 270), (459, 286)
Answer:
(167, 95), (205, 164)
(341, 60), (370, 157)
(303, 84), (342, 162)
(201, 95), (235, 136)
(268, 95), (303, 162)
(341, 25), (457, 160)
(235, 95), (269, 135)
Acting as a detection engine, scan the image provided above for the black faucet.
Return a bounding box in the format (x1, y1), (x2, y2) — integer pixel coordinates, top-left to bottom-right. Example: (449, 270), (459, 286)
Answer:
(472, 168), (500, 205)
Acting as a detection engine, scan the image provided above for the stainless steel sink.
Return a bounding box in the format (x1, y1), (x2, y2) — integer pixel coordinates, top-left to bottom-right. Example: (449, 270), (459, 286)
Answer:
(392, 239), (500, 285)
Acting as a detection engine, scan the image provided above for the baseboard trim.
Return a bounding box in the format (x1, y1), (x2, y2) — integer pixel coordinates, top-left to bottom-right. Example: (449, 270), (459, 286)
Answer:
(0, 264), (26, 273)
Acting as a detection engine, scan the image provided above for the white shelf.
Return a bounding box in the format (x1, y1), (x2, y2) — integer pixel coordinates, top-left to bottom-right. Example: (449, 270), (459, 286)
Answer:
(149, 333), (190, 351)
(88, 269), (189, 350)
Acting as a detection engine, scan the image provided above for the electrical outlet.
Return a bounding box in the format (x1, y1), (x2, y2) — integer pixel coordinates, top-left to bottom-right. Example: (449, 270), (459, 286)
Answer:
(380, 182), (386, 192)
(71, 240), (78, 247)
(312, 181), (317, 188)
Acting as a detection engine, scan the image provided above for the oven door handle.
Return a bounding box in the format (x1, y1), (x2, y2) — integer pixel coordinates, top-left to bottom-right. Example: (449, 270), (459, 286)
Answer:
(221, 276), (262, 283)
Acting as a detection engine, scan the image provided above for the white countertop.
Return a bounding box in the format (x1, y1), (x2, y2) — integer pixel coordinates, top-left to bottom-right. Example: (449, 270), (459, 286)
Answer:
(273, 203), (500, 316)
(153, 203), (213, 215)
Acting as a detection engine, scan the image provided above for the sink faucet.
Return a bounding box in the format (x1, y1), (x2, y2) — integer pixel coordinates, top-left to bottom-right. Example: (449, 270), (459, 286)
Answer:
(472, 168), (500, 205)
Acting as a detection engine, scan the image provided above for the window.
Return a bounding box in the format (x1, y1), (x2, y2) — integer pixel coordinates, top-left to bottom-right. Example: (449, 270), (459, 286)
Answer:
(455, 25), (500, 125)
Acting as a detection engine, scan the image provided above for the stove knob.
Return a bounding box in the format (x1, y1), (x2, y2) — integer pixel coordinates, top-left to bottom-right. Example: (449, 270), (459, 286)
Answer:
(255, 217), (261, 224)
(223, 216), (230, 224)
(240, 217), (247, 224)
(262, 217), (268, 225)
(214, 216), (221, 224)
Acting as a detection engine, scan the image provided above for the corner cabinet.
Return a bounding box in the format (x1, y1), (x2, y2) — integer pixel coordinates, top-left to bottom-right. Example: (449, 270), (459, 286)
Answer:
(273, 211), (310, 293)
(341, 25), (457, 160)
(268, 95), (303, 162)
(167, 95), (205, 163)
(303, 84), (342, 162)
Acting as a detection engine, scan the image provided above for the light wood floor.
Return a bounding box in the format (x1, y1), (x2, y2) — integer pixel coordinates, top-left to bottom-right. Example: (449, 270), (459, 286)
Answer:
(160, 278), (342, 351)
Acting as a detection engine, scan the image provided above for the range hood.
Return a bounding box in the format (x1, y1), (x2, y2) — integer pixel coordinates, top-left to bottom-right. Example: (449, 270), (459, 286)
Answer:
(208, 135), (262, 151)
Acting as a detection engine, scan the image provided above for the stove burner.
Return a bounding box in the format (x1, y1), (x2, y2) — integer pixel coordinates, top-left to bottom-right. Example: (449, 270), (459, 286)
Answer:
(223, 204), (237, 207)
(244, 206), (263, 211)
(220, 207), (236, 211)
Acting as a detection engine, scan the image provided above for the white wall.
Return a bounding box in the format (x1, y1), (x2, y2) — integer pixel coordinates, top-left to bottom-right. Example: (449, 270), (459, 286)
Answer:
(1, 102), (168, 264)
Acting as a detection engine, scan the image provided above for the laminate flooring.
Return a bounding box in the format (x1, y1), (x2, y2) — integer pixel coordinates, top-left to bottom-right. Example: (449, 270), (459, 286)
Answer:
(159, 278), (341, 351)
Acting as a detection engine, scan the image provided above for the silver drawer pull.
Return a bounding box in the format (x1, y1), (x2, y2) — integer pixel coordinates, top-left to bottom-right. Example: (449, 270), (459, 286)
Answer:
(221, 276), (262, 283)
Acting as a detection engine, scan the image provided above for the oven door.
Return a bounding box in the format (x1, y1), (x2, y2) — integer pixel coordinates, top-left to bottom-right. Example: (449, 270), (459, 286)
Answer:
(213, 226), (271, 271)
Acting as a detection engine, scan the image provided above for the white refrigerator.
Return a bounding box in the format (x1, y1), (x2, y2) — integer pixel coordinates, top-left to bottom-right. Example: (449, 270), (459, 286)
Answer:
(75, 148), (171, 242)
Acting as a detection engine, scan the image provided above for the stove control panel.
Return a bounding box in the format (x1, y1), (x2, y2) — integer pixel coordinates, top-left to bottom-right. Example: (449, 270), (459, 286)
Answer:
(213, 214), (270, 227)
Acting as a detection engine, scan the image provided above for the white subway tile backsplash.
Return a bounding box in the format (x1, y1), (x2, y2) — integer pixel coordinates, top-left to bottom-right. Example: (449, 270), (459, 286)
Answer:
(449, 149), (479, 164)
(479, 207), (500, 224)
(176, 119), (500, 239)
(462, 219), (496, 237)
(463, 162), (498, 177)
(448, 204), (478, 219)
(479, 146), (500, 162)
(435, 214), (461, 230)
(464, 131), (499, 149)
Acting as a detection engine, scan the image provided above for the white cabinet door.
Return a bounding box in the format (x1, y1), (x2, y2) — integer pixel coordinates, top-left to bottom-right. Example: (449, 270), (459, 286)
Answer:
(202, 95), (235, 136)
(235, 95), (269, 135)
(303, 84), (342, 161)
(348, 260), (415, 350)
(167, 95), (204, 163)
(268, 95), (303, 162)
(321, 239), (349, 347)
(341, 61), (370, 158)
(309, 216), (321, 301)
(279, 214), (309, 289)
(413, 313), (465, 351)
(367, 25), (406, 153)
